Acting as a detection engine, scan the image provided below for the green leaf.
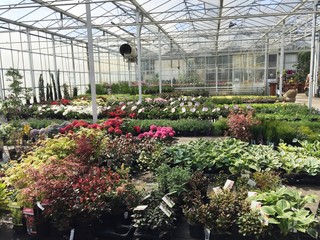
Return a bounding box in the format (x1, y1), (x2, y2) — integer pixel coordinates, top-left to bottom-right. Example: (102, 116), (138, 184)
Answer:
(261, 206), (276, 215)
(267, 217), (280, 224)
(277, 211), (293, 218)
(307, 228), (318, 239)
(276, 199), (290, 211)
(294, 209), (310, 218)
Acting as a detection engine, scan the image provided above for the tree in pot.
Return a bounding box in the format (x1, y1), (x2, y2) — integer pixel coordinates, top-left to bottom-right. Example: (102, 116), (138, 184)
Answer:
(182, 195), (205, 239)
(197, 189), (247, 239)
(132, 190), (177, 240)
(181, 171), (209, 239)
(236, 202), (269, 240)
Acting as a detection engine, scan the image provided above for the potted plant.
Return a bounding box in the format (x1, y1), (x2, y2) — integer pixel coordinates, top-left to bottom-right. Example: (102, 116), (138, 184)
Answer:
(182, 195), (205, 239)
(252, 187), (319, 239)
(156, 164), (191, 197)
(197, 189), (246, 240)
(236, 201), (269, 240)
(181, 171), (209, 238)
(132, 190), (177, 240)
(0, 182), (10, 216)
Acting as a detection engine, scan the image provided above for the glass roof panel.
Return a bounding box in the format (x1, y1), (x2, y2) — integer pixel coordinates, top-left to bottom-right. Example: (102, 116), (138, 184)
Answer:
(0, 0), (316, 55)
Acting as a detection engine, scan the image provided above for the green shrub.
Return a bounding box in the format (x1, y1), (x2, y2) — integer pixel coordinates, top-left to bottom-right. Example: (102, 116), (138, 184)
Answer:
(251, 117), (320, 145)
(156, 164), (191, 195)
(0, 182), (10, 215)
(212, 118), (228, 136)
(111, 82), (174, 95)
(125, 119), (213, 136)
(86, 83), (108, 95)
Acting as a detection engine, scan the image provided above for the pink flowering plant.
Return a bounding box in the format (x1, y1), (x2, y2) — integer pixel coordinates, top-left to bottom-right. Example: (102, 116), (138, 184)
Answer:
(138, 125), (176, 141)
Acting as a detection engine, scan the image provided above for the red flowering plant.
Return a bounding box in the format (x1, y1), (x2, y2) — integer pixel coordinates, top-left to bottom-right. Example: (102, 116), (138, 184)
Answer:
(102, 117), (124, 136)
(50, 98), (71, 106)
(59, 120), (104, 134)
(138, 125), (176, 141)
(108, 106), (127, 118)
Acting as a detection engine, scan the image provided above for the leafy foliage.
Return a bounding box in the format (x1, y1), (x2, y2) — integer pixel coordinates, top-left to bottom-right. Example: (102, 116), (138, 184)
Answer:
(227, 109), (260, 141)
(252, 188), (318, 238)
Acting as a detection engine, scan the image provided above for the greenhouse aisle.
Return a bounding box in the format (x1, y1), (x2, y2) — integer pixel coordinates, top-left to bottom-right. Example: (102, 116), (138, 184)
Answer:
(295, 93), (320, 110)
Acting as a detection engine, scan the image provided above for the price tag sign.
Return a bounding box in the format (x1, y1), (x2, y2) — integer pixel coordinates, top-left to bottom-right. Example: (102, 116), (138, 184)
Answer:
(162, 195), (175, 208)
(159, 203), (172, 217)
(213, 187), (222, 195)
(133, 205), (148, 211)
(247, 179), (256, 187)
(223, 179), (234, 190)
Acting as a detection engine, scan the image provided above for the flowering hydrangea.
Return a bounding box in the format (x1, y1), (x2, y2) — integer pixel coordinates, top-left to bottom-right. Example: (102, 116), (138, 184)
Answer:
(138, 125), (175, 140)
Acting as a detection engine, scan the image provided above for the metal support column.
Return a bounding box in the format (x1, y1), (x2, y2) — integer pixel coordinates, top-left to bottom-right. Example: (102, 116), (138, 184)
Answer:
(97, 46), (102, 84)
(51, 35), (58, 84)
(108, 52), (111, 84)
(71, 40), (77, 92)
(27, 29), (37, 103)
(279, 20), (285, 98)
(314, 35), (319, 95)
(136, 9), (142, 102)
(158, 28), (162, 94)
(308, 1), (318, 109)
(128, 62), (132, 87)
(264, 35), (269, 95)
(86, 0), (98, 123)
(0, 49), (3, 99)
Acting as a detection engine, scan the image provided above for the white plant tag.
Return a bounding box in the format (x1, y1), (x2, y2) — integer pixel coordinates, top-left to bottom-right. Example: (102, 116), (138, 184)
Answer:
(69, 228), (75, 240)
(133, 205), (148, 211)
(36, 201), (45, 211)
(250, 201), (262, 210)
(260, 211), (269, 226)
(213, 187), (222, 195)
(162, 195), (175, 208)
(159, 203), (172, 217)
(223, 179), (234, 190)
(241, 173), (250, 178)
(247, 191), (257, 197)
(247, 179), (256, 187)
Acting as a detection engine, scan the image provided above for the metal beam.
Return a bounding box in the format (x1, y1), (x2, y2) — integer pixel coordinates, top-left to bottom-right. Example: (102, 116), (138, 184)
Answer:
(32, 0), (131, 44)
(129, 0), (186, 53)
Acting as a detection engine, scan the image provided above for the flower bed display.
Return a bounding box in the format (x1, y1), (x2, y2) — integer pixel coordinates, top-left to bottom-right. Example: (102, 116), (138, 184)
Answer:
(1, 93), (320, 239)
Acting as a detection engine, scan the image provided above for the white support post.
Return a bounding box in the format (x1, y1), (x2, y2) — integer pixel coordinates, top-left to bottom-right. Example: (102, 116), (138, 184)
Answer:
(308, 0), (317, 109)
(97, 46), (102, 84)
(314, 36), (319, 95)
(0, 49), (3, 99)
(264, 35), (269, 95)
(51, 35), (58, 86)
(71, 40), (77, 92)
(27, 29), (37, 103)
(128, 62), (132, 87)
(279, 20), (285, 98)
(19, 30), (27, 90)
(85, 0), (98, 123)
(108, 52), (111, 85)
(158, 28), (162, 94)
(136, 9), (142, 102)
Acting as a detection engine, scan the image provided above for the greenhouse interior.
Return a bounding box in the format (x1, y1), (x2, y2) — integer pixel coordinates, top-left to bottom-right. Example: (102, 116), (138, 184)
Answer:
(0, 0), (320, 240)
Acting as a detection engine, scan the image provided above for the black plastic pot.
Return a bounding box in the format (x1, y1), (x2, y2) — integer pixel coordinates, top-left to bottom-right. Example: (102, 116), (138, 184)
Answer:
(133, 228), (171, 240)
(188, 223), (204, 239)
(209, 231), (232, 240)
(97, 224), (134, 239)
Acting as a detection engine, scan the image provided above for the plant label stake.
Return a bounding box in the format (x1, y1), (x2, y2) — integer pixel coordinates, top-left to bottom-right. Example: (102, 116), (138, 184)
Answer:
(69, 228), (75, 240)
